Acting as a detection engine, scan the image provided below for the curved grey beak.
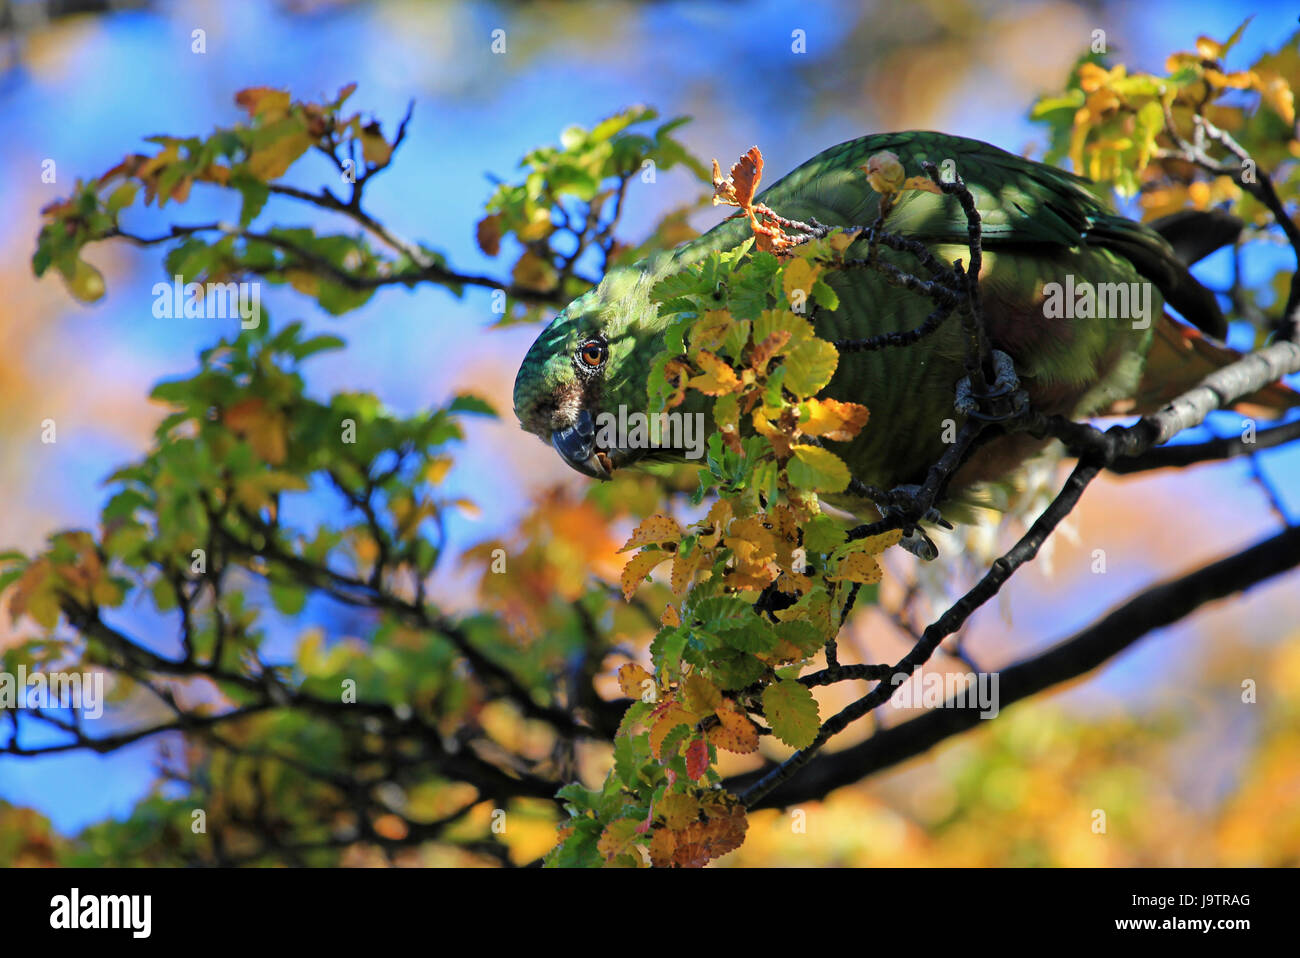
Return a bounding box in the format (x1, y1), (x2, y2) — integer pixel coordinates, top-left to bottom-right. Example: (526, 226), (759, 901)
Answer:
(551, 409), (610, 479)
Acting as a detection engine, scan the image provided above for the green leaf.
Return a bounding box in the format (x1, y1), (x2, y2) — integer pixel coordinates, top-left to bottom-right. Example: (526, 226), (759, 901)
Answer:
(650, 626), (688, 677)
(773, 620), (824, 657)
(289, 334), (346, 361)
(707, 649), (767, 690)
(270, 582), (308, 615)
(782, 338), (838, 398)
(448, 394), (497, 417)
(762, 679), (820, 749)
(786, 445), (850, 493)
(802, 514), (846, 553)
(233, 175), (270, 227)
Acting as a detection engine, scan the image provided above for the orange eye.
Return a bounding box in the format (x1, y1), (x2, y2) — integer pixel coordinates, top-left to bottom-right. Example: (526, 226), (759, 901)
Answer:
(579, 341), (606, 368)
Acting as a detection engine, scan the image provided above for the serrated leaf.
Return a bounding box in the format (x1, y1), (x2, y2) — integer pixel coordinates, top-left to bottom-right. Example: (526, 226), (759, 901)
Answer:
(828, 551), (884, 585)
(762, 679), (820, 749)
(617, 662), (655, 701)
(710, 699), (760, 754)
(684, 737), (710, 780)
(619, 514), (682, 552)
(681, 672), (721, 714)
(782, 337), (838, 398)
(621, 549), (670, 599)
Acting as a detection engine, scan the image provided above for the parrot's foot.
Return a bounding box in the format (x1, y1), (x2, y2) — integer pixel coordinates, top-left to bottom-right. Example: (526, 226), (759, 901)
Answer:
(878, 484), (950, 561)
(954, 349), (1029, 422)
(900, 528), (940, 561)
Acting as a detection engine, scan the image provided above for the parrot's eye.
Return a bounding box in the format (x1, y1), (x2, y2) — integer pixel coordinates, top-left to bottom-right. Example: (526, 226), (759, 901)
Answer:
(577, 339), (607, 370)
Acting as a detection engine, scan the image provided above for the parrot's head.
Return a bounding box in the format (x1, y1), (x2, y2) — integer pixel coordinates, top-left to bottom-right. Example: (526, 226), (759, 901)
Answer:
(513, 256), (683, 478)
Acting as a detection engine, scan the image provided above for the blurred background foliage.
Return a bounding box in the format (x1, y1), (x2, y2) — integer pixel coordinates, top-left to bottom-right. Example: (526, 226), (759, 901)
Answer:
(0, 0), (1297, 866)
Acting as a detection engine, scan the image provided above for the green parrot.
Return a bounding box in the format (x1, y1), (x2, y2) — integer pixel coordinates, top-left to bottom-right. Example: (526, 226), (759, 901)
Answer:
(512, 131), (1293, 527)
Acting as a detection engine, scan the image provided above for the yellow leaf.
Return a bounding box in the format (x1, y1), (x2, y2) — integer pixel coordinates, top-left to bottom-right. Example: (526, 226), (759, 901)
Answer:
(425, 456), (453, 485)
(1256, 69), (1296, 126)
(284, 269), (320, 297)
(658, 793), (700, 831)
(854, 528), (904, 555)
(781, 337), (839, 398)
(617, 663), (654, 699)
(670, 548), (703, 595)
(862, 150), (905, 193)
(781, 258), (822, 304)
(682, 672), (721, 715)
(828, 551), (884, 584)
(689, 310), (734, 352)
(359, 123), (392, 165)
(619, 514), (682, 552)
(235, 87), (291, 121)
(621, 549), (670, 600)
(750, 329), (791, 375)
(695, 499), (732, 550)
(246, 128), (313, 181)
(660, 604), (681, 627)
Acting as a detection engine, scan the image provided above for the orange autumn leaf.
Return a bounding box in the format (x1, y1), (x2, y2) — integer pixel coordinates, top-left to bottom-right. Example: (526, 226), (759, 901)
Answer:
(800, 397), (870, 442)
(687, 351), (741, 396)
(899, 175), (943, 195)
(685, 737), (710, 780)
(711, 699), (760, 754)
(750, 329), (791, 375)
(711, 146), (764, 209)
(476, 213), (504, 256)
(671, 802), (747, 866)
(222, 398), (288, 465)
(660, 359), (690, 408)
(648, 826), (677, 867)
(649, 702), (699, 759)
(372, 814), (409, 841)
(660, 604), (681, 627)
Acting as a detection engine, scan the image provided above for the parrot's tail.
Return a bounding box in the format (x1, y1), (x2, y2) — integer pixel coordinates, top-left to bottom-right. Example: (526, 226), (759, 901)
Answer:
(1105, 313), (1300, 419)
